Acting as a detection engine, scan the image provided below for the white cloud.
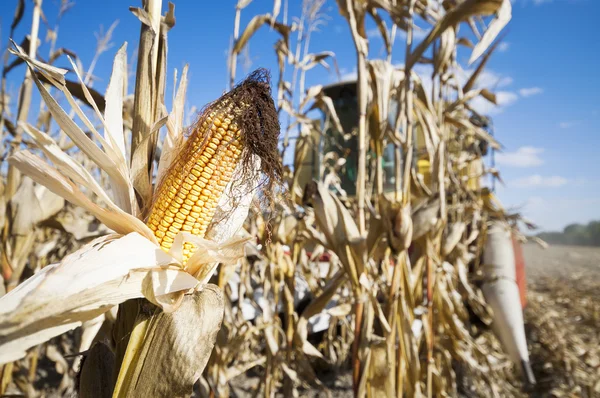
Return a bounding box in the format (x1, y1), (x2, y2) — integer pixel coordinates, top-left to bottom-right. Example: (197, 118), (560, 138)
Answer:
(451, 67), (517, 114)
(397, 28), (428, 41)
(512, 175), (568, 188)
(406, 64), (512, 92)
(367, 28), (380, 39)
(498, 42), (510, 52)
(338, 67), (357, 82)
(572, 177), (596, 186)
(559, 121), (579, 129)
(522, 196), (600, 231)
(412, 63), (432, 76)
(525, 196), (545, 207)
(496, 146), (544, 167)
(497, 91), (519, 106)
(475, 70), (513, 89)
(470, 91), (518, 115)
(455, 67), (513, 91)
(519, 87), (543, 97)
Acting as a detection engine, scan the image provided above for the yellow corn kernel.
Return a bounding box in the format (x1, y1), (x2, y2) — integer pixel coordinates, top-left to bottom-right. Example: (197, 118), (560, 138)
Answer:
(146, 102), (244, 263)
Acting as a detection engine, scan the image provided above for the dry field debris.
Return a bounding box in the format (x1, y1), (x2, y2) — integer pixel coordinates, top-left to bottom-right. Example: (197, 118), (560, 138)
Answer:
(1, 0), (597, 398)
(523, 245), (600, 398)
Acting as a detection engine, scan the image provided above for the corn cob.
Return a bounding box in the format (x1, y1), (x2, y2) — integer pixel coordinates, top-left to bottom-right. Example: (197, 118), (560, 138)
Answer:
(146, 101), (244, 262)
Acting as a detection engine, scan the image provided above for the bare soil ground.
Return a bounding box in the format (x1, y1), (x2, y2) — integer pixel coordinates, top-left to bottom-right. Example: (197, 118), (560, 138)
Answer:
(522, 244), (600, 397)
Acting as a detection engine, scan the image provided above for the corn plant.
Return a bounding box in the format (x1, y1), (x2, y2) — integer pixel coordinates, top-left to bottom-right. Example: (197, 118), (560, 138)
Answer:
(215, 0), (526, 397)
(0, 0), (550, 397)
(0, 0), (282, 396)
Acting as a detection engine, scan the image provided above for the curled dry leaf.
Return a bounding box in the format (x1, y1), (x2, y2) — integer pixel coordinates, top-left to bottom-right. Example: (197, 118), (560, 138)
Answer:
(469, 0), (511, 64)
(299, 51), (336, 72)
(233, 14), (293, 55)
(113, 286), (224, 398)
(8, 150), (155, 243)
(10, 177), (64, 235)
(0, 233), (198, 365)
(433, 26), (456, 75)
(10, 45), (137, 215)
(443, 222), (466, 256)
(368, 60), (401, 140)
(406, 0), (506, 70)
(303, 181), (365, 289)
(412, 198), (440, 241)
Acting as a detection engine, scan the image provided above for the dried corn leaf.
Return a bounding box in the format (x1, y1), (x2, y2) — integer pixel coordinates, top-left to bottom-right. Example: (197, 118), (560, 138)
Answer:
(9, 0), (24, 35)
(0, 233), (198, 364)
(157, 65), (188, 183)
(8, 150), (155, 242)
(10, 177), (63, 235)
(407, 0), (505, 70)
(469, 0), (511, 64)
(233, 14), (292, 55)
(104, 43), (128, 162)
(8, 40), (67, 85)
(304, 182), (365, 288)
(114, 286), (224, 398)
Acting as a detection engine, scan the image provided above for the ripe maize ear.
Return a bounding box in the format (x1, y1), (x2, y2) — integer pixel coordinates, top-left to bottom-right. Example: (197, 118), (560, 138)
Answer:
(146, 101), (245, 263)
(146, 68), (282, 265)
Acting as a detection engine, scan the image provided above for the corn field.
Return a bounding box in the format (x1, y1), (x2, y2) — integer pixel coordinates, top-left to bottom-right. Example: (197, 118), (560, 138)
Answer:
(0, 0), (595, 397)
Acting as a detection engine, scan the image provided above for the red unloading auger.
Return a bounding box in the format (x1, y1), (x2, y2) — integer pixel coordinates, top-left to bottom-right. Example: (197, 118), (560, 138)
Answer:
(512, 235), (527, 309)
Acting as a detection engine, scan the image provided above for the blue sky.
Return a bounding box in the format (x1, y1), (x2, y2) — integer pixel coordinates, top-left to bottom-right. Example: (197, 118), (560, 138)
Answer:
(1, 0), (598, 231)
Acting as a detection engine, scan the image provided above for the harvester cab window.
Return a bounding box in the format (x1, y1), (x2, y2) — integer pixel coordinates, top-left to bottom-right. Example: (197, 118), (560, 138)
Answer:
(321, 82), (401, 197)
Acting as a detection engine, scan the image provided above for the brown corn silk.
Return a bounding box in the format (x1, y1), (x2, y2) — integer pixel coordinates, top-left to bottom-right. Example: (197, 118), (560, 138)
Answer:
(146, 69), (282, 262)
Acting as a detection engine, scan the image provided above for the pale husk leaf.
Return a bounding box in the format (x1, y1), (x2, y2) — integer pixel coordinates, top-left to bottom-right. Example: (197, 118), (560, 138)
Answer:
(207, 154), (261, 244)
(104, 42), (128, 162)
(468, 0), (511, 64)
(172, 233), (251, 284)
(8, 40), (67, 85)
(0, 233), (197, 364)
(113, 286), (224, 398)
(11, 44), (136, 214)
(157, 64), (189, 183)
(20, 122), (117, 210)
(8, 150), (156, 242)
(11, 177), (64, 235)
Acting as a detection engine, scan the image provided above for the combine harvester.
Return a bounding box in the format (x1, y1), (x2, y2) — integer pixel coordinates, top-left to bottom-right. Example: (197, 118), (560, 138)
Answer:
(236, 79), (536, 384)
(302, 80), (537, 385)
(315, 80), (537, 385)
